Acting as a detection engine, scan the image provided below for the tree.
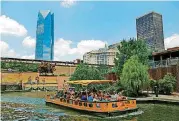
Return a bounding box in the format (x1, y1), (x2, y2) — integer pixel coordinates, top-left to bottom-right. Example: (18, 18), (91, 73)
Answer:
(69, 63), (110, 91)
(97, 64), (110, 76)
(70, 63), (104, 81)
(121, 55), (149, 97)
(114, 38), (151, 77)
(1, 61), (6, 69)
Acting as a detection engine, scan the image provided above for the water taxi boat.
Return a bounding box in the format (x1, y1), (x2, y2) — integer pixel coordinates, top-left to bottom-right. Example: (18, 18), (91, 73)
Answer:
(45, 80), (138, 117)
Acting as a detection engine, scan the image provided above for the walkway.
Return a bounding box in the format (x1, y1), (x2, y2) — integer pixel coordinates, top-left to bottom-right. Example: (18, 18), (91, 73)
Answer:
(135, 93), (179, 104)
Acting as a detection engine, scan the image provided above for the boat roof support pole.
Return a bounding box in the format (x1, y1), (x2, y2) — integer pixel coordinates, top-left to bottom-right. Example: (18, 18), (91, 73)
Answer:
(86, 86), (88, 100)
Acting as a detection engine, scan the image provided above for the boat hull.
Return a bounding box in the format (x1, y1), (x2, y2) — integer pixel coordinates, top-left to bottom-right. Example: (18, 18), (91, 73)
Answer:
(45, 96), (138, 117)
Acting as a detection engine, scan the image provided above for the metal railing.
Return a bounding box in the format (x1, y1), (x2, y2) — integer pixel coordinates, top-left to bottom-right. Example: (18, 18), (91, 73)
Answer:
(149, 57), (179, 68)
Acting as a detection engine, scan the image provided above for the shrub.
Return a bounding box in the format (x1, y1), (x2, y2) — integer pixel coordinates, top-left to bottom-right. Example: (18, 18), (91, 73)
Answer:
(1, 61), (38, 72)
(158, 73), (176, 95)
(59, 74), (66, 76)
(150, 79), (158, 93)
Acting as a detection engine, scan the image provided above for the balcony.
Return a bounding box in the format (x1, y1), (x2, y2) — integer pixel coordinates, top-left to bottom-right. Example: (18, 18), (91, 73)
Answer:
(149, 57), (179, 68)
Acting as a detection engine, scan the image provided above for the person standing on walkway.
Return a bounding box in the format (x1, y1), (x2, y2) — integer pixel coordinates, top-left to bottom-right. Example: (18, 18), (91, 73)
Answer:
(28, 76), (32, 84)
(35, 76), (40, 84)
(42, 78), (46, 91)
(42, 78), (45, 85)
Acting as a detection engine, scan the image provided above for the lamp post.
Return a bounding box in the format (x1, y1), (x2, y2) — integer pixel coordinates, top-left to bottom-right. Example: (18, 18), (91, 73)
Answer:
(70, 64), (71, 77)
(154, 86), (158, 97)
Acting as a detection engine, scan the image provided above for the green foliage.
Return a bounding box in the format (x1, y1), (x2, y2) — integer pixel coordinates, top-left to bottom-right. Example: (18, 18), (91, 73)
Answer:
(107, 67), (116, 74)
(158, 73), (176, 95)
(149, 79), (159, 93)
(69, 63), (109, 91)
(96, 64), (110, 75)
(114, 38), (151, 77)
(58, 74), (66, 76)
(150, 79), (157, 88)
(1, 61), (38, 72)
(106, 81), (124, 93)
(120, 55), (149, 97)
(1, 62), (6, 68)
(70, 63), (104, 81)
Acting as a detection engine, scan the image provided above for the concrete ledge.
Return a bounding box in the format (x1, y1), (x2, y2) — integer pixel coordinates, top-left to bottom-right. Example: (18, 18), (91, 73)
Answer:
(136, 97), (179, 105)
(1, 90), (31, 93)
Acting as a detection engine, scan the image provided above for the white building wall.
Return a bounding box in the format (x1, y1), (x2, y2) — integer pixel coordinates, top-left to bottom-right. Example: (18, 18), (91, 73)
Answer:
(83, 43), (119, 65)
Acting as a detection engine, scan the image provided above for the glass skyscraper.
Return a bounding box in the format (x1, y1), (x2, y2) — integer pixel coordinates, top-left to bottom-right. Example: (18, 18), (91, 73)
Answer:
(35, 10), (54, 61)
(136, 11), (164, 52)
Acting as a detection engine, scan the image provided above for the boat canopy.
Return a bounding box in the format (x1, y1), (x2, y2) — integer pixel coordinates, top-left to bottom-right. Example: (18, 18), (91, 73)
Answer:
(67, 80), (113, 86)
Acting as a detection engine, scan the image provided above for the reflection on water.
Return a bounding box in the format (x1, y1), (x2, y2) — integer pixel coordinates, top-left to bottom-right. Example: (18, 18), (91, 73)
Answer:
(1, 91), (179, 121)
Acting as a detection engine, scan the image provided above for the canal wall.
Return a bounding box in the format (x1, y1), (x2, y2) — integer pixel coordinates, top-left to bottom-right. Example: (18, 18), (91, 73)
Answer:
(1, 72), (69, 91)
(54, 65), (76, 76)
(1, 84), (22, 91)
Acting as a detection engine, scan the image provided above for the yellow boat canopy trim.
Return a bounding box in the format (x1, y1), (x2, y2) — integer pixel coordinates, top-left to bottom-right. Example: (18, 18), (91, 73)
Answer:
(67, 80), (113, 86)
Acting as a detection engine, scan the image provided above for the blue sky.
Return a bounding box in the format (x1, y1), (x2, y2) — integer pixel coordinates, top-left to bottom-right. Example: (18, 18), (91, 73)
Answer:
(1, 1), (179, 61)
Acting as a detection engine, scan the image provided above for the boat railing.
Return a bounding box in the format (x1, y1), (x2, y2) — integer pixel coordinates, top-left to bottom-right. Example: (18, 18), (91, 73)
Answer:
(46, 95), (137, 112)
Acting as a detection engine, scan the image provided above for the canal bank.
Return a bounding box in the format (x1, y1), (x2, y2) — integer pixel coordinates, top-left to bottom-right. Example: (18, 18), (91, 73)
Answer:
(136, 94), (179, 105)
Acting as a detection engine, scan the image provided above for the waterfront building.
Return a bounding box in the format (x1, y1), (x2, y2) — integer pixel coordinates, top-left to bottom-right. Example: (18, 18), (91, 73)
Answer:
(136, 11), (164, 52)
(83, 43), (120, 65)
(35, 10), (54, 61)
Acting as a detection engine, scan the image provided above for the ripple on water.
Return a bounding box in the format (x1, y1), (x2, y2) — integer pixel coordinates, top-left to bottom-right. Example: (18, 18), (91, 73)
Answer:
(1, 95), (45, 105)
(2, 92), (179, 121)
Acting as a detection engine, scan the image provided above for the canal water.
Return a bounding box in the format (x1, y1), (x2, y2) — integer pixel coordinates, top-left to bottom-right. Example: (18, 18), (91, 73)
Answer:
(1, 91), (179, 121)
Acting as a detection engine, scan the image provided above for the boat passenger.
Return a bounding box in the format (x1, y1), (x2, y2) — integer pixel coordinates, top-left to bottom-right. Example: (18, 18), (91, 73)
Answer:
(117, 92), (127, 101)
(75, 92), (80, 99)
(93, 94), (99, 102)
(81, 92), (87, 101)
(88, 93), (94, 102)
(66, 92), (71, 99)
(101, 95), (108, 102)
(75, 95), (81, 101)
(63, 92), (67, 98)
(27, 76), (32, 84)
(56, 90), (64, 98)
(105, 95), (111, 101)
(110, 91), (118, 101)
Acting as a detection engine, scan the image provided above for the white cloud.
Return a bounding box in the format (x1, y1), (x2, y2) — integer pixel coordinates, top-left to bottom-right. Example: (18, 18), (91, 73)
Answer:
(60, 0), (76, 8)
(76, 40), (106, 55)
(0, 40), (34, 59)
(0, 15), (27, 36)
(0, 40), (17, 57)
(21, 54), (35, 59)
(1, 37), (105, 61)
(54, 38), (106, 61)
(164, 34), (179, 49)
(54, 38), (73, 56)
(22, 36), (36, 48)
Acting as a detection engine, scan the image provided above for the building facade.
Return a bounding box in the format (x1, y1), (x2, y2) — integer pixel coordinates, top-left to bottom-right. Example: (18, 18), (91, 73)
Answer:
(136, 11), (164, 52)
(35, 10), (54, 61)
(83, 43), (120, 65)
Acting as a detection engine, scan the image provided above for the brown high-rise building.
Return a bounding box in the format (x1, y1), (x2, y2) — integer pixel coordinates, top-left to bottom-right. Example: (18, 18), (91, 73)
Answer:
(136, 11), (164, 51)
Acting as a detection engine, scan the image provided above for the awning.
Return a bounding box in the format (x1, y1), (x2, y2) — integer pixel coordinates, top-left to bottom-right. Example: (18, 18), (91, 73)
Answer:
(67, 80), (113, 86)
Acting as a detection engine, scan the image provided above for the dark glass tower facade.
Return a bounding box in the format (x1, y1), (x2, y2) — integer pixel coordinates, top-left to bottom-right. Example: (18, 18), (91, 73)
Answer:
(35, 10), (54, 60)
(136, 12), (164, 52)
